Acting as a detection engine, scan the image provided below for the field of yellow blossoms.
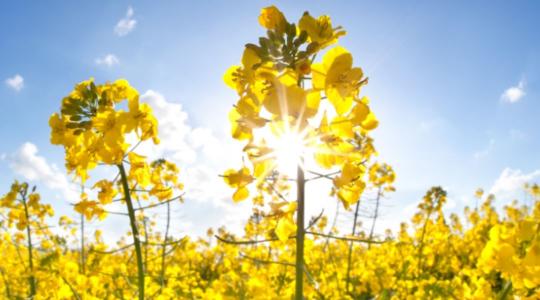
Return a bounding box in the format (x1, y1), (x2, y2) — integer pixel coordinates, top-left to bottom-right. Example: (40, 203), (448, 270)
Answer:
(1, 6), (539, 300)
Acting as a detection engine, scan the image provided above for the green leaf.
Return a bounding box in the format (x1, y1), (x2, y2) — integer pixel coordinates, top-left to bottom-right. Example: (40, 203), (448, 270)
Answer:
(39, 252), (59, 268)
(295, 30), (308, 47)
(259, 37), (271, 49)
(65, 122), (79, 129)
(306, 42), (320, 54)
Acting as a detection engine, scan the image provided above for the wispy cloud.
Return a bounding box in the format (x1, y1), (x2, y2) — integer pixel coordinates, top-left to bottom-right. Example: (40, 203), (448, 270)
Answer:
(95, 54), (119, 67)
(131, 90), (248, 234)
(418, 117), (445, 134)
(473, 138), (495, 160)
(5, 74), (24, 91)
(489, 168), (540, 200)
(501, 79), (526, 103)
(509, 129), (527, 140)
(114, 6), (137, 36)
(8, 142), (78, 202)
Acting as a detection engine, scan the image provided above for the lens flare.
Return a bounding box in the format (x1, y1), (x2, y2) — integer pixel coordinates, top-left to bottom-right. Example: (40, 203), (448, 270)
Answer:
(270, 131), (306, 175)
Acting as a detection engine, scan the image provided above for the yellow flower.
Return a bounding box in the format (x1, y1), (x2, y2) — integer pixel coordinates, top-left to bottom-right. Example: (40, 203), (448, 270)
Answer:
(369, 163), (396, 187)
(258, 6), (287, 33)
(74, 193), (107, 220)
(313, 113), (356, 169)
(228, 95), (267, 141)
(275, 217), (296, 242)
(298, 12), (346, 49)
(312, 46), (366, 115)
(49, 113), (77, 146)
(262, 71), (320, 122)
(93, 180), (117, 205)
(128, 152), (151, 188)
(51, 78), (161, 182)
(223, 167), (254, 202)
(122, 97), (160, 144)
(334, 161), (366, 207)
(329, 116), (354, 139)
(337, 182), (365, 208)
(347, 97), (370, 126)
(334, 161), (364, 188)
(361, 112), (378, 130)
(224, 48), (263, 95)
(93, 109), (127, 152)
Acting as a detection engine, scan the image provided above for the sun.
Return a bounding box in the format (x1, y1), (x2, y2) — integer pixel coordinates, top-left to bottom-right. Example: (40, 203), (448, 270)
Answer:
(265, 129), (309, 176)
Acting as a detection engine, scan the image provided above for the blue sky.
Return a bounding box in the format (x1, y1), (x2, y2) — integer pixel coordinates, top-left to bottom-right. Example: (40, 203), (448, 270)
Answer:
(1, 1), (539, 240)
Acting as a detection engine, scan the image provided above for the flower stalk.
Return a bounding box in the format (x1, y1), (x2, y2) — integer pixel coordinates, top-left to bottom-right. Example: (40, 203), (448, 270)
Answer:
(118, 163), (145, 300)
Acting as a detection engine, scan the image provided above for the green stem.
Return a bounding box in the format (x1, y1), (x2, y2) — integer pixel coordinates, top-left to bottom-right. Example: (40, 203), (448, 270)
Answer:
(346, 199), (361, 293)
(497, 281), (512, 300)
(118, 163), (145, 300)
(368, 187), (383, 246)
(417, 209), (433, 277)
(80, 204), (85, 274)
(0, 268), (13, 299)
(21, 193), (36, 297)
(160, 201), (171, 290)
(295, 163), (305, 300)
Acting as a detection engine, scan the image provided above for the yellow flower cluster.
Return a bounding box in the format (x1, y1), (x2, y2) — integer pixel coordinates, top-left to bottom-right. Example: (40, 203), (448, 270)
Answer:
(1, 182), (539, 299)
(48, 79), (183, 300)
(49, 78), (159, 182)
(1, 181), (53, 231)
(224, 5), (382, 207)
(478, 199), (540, 293)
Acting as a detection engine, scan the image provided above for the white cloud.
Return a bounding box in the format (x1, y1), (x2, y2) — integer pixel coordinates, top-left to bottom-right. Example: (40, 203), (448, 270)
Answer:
(501, 79), (526, 103)
(137, 90), (241, 166)
(375, 200), (419, 234)
(8, 142), (78, 202)
(509, 129), (527, 140)
(489, 168), (540, 200)
(135, 90), (199, 164)
(473, 138), (495, 159)
(114, 6), (136, 36)
(131, 90), (246, 234)
(418, 118), (445, 134)
(5, 74), (24, 91)
(459, 194), (472, 205)
(95, 54), (119, 67)
(419, 121), (434, 133)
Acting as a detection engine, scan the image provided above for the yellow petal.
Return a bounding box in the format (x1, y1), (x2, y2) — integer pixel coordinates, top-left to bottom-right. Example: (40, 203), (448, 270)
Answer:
(305, 90), (321, 118)
(242, 47), (261, 76)
(348, 100), (370, 125)
(327, 89), (354, 115)
(330, 116), (354, 139)
(233, 186), (249, 202)
(361, 112), (379, 130)
(311, 63), (326, 90)
(323, 46), (352, 75)
(258, 6), (287, 32)
(275, 217), (296, 242)
(224, 65), (242, 91)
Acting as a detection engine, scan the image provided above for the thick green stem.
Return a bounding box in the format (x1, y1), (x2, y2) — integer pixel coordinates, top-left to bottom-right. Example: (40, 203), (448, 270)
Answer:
(136, 199), (149, 270)
(295, 163), (305, 300)
(22, 194), (36, 297)
(118, 163), (145, 300)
